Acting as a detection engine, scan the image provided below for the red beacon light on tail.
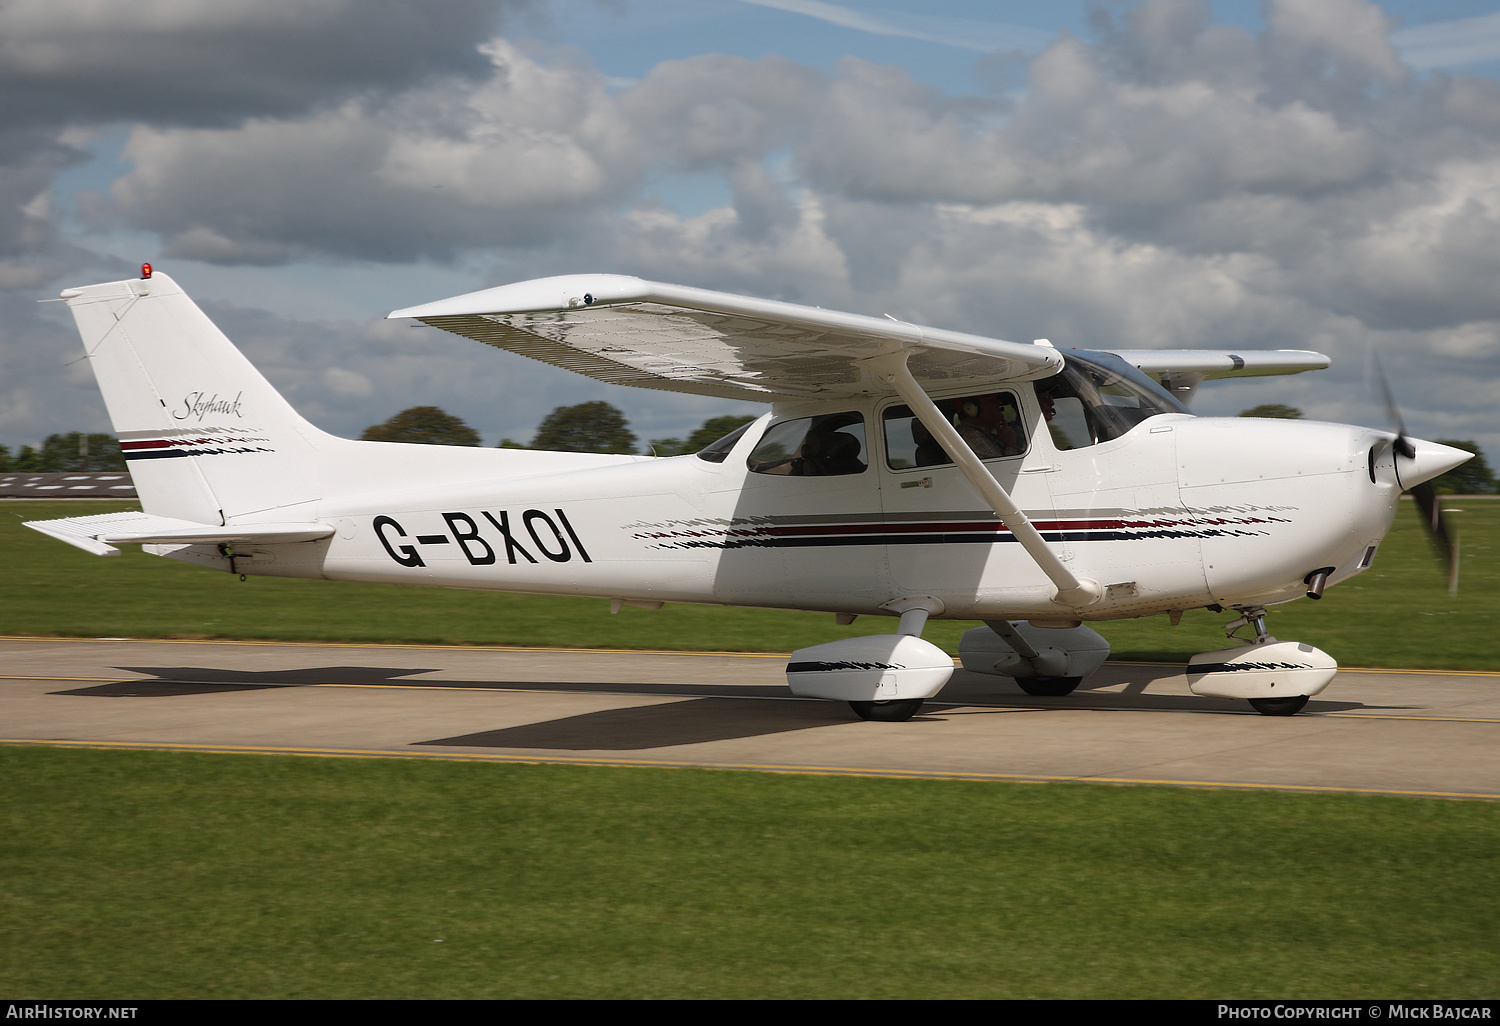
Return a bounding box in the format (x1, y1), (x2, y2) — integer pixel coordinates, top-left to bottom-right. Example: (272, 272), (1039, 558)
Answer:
(141, 263), (152, 279)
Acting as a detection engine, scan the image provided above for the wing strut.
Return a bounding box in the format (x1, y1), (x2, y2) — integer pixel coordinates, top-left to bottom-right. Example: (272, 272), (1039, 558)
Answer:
(860, 351), (1103, 610)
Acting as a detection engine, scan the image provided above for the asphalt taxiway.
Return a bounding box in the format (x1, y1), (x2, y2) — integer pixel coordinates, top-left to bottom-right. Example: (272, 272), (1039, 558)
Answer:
(3, 637), (1497, 798)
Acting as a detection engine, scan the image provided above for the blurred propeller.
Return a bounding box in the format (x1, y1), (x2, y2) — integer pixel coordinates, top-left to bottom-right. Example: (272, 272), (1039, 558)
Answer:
(1411, 480), (1458, 593)
(1373, 352), (1416, 460)
(1374, 353), (1459, 593)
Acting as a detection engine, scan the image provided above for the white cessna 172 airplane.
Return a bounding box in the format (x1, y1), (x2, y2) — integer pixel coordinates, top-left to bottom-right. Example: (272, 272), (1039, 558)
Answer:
(28, 267), (1470, 721)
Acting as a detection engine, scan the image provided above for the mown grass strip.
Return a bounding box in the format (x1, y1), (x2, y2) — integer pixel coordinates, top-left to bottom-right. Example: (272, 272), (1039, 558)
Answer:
(2, 746), (1497, 999)
(7, 737), (1498, 799)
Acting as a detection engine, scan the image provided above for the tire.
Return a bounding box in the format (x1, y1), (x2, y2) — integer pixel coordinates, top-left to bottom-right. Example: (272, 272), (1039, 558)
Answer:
(1016, 676), (1082, 697)
(1248, 695), (1309, 716)
(848, 699), (925, 721)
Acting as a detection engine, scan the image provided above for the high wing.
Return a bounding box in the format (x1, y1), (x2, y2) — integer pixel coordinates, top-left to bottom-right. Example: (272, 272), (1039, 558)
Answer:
(1107, 349), (1331, 403)
(388, 274), (1065, 400)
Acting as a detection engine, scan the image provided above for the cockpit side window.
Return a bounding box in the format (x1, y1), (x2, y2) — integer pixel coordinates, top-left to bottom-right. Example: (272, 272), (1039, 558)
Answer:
(747, 412), (867, 476)
(883, 390), (1027, 469)
(1035, 351), (1189, 450)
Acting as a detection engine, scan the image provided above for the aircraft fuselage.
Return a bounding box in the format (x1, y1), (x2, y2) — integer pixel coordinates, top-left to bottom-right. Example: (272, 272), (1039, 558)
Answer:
(155, 392), (1400, 624)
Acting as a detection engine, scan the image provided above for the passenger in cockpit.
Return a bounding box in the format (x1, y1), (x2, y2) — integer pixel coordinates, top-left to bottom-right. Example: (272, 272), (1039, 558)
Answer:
(956, 392), (1022, 459)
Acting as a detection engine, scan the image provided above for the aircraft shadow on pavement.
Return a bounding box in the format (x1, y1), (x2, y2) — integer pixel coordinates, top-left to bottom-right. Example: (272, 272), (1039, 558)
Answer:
(53, 665), (440, 697)
(419, 697), (853, 750)
(53, 667), (797, 701)
(941, 669), (1371, 714)
(945, 692), (1369, 715)
(49, 663), (1378, 716)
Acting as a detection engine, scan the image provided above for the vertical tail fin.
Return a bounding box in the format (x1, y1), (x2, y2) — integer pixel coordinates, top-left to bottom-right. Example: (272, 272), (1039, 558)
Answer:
(63, 272), (328, 523)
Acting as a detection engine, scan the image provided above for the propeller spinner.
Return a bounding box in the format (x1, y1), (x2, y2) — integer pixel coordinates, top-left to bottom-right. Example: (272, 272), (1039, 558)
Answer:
(1375, 355), (1471, 593)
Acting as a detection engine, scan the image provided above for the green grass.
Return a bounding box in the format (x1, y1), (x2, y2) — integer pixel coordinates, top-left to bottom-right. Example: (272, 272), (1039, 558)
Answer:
(2, 746), (1496, 999)
(3, 498), (1497, 668)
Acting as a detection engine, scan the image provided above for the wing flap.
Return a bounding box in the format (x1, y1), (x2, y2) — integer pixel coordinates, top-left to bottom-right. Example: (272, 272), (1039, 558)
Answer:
(391, 275), (1064, 400)
(26, 511), (333, 557)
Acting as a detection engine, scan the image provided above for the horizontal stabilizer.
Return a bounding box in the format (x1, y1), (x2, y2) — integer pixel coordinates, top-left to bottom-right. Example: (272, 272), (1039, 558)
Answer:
(25, 511), (333, 557)
(389, 274), (1065, 401)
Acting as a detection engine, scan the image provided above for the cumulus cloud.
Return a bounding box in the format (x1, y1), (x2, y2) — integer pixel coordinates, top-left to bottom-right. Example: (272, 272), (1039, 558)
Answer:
(0, 292), (115, 443)
(0, 0), (525, 130)
(0, 0), (530, 280)
(1394, 11), (1500, 71)
(0, 128), (87, 260)
(104, 42), (823, 263)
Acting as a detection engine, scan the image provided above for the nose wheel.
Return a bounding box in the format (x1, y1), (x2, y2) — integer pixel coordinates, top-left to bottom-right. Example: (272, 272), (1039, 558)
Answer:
(1016, 676), (1082, 696)
(1248, 695), (1309, 716)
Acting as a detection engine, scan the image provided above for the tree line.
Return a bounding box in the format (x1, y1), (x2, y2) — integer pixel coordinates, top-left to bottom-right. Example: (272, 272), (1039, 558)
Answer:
(0, 433), (127, 473)
(360, 402), (756, 458)
(0, 406), (753, 473)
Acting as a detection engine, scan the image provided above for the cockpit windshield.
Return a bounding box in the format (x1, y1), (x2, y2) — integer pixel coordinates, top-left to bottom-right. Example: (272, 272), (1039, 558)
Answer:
(1035, 350), (1190, 451)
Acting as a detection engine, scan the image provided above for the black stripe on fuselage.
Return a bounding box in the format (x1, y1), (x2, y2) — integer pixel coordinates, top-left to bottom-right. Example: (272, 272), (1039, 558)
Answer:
(121, 449), (191, 460)
(660, 527), (1244, 549)
(122, 446), (275, 460)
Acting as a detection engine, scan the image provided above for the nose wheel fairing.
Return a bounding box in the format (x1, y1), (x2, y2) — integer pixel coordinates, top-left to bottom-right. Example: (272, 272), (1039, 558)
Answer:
(786, 634), (954, 704)
(1186, 638), (1337, 702)
(1187, 607), (1336, 715)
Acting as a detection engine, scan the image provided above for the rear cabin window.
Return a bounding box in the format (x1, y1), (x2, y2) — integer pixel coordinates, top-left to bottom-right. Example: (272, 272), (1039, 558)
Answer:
(883, 390), (1026, 470)
(746, 412), (867, 476)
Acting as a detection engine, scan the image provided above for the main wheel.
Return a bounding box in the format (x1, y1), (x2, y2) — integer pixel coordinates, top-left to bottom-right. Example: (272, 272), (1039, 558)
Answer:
(848, 699), (924, 721)
(1016, 676), (1082, 697)
(1248, 695), (1309, 716)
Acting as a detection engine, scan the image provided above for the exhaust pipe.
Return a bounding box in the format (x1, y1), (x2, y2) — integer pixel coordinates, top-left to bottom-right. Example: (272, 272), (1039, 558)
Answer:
(1304, 566), (1335, 600)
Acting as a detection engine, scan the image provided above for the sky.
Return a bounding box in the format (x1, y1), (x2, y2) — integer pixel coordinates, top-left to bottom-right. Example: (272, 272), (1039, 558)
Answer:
(4, 0), (1500, 457)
